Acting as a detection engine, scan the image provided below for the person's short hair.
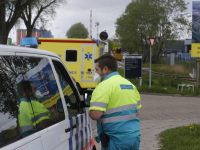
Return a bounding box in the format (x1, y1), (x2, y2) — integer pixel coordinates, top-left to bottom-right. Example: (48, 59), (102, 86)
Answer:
(17, 81), (34, 97)
(94, 54), (117, 72)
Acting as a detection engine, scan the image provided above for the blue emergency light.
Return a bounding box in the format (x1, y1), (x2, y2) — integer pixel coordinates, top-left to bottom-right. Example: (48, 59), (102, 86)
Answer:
(92, 39), (100, 47)
(20, 37), (38, 48)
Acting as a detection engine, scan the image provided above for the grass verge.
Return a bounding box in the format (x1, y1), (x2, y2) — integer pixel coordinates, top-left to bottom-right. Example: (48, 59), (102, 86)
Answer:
(159, 124), (200, 150)
(142, 63), (196, 77)
(118, 68), (200, 96)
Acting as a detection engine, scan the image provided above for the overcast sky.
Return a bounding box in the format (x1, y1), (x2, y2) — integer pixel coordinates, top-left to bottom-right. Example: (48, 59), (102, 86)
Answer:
(10, 0), (192, 43)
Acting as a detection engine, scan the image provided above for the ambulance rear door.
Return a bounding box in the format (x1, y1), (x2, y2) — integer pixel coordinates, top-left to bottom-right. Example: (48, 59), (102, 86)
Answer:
(81, 44), (96, 82)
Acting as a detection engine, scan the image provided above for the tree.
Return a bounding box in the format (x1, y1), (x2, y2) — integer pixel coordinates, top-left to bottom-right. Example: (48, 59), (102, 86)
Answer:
(0, 0), (30, 44)
(115, 0), (191, 63)
(66, 22), (89, 38)
(20, 0), (67, 37)
(0, 56), (40, 119)
(112, 41), (121, 49)
(107, 39), (113, 53)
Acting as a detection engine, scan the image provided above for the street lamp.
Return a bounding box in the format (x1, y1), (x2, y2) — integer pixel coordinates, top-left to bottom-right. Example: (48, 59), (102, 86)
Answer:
(48, 27), (59, 31)
(48, 27), (59, 38)
(58, 32), (66, 38)
(95, 22), (99, 40)
(0, 0), (15, 4)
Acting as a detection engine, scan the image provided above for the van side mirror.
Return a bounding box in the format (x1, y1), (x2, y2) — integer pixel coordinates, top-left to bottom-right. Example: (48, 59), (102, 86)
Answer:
(84, 93), (91, 105)
(79, 93), (90, 108)
(83, 90), (93, 106)
(56, 99), (64, 113)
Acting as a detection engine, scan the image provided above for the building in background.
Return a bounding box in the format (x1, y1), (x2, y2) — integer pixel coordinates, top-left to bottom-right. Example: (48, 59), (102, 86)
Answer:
(164, 39), (192, 56)
(16, 27), (53, 45)
(192, 1), (200, 43)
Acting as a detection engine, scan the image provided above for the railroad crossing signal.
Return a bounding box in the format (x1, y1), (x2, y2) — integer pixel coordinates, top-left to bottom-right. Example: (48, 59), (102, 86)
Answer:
(149, 38), (155, 48)
(99, 31), (108, 41)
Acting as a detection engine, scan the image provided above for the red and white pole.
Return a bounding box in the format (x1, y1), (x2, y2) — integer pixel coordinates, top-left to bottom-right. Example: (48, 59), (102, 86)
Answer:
(90, 10), (92, 39)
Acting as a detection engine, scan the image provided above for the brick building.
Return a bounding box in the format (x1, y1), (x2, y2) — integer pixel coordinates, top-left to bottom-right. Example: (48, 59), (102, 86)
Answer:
(16, 28), (53, 45)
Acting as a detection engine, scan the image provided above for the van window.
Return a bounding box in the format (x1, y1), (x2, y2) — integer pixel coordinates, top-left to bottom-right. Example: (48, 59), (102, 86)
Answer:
(0, 56), (65, 148)
(65, 50), (77, 62)
(53, 61), (79, 118)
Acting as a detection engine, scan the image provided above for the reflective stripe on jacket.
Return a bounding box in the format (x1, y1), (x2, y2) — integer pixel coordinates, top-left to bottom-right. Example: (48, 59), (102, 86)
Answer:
(18, 97), (50, 136)
(89, 71), (141, 142)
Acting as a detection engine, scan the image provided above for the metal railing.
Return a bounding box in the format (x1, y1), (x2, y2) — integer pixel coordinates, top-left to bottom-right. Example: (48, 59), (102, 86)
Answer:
(163, 56), (197, 69)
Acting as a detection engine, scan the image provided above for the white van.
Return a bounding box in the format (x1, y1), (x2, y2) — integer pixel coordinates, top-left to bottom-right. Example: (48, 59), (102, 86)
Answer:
(0, 44), (95, 150)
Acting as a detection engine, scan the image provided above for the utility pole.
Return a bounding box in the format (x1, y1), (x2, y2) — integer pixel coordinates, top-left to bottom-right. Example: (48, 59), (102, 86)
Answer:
(90, 10), (92, 39)
(197, 62), (199, 89)
(95, 22), (99, 40)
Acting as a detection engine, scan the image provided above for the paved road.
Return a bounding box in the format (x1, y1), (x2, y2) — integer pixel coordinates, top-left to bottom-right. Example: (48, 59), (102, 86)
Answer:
(91, 93), (200, 150)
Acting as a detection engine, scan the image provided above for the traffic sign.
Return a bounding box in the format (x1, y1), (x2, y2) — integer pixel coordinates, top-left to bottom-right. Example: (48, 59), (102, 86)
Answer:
(191, 43), (200, 57)
(149, 38), (155, 48)
(124, 55), (142, 79)
(196, 58), (200, 62)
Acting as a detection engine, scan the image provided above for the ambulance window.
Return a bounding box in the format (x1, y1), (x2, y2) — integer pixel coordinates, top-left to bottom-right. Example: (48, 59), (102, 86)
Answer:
(65, 50), (77, 62)
(52, 61), (79, 118)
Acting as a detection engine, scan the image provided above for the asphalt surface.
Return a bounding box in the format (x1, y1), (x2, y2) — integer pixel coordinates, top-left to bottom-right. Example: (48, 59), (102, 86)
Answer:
(91, 93), (200, 150)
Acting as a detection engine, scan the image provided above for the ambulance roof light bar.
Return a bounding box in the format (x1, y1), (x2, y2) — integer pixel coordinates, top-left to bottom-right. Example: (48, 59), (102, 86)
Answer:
(20, 37), (38, 48)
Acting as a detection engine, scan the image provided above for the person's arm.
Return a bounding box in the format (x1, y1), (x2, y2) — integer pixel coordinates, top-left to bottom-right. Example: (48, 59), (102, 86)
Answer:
(39, 118), (57, 129)
(89, 110), (103, 120)
(89, 86), (109, 120)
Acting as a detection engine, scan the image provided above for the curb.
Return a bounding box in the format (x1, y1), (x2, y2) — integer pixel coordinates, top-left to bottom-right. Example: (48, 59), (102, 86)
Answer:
(139, 92), (200, 98)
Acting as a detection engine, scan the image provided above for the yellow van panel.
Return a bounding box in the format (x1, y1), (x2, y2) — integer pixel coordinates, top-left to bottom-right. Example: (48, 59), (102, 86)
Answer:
(37, 38), (104, 89)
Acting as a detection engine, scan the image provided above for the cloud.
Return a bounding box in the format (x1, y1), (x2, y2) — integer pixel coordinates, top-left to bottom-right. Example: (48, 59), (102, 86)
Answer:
(11, 0), (192, 42)
(50, 0), (132, 38)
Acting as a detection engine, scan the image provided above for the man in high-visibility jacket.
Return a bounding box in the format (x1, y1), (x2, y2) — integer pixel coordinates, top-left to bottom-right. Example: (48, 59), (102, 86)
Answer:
(89, 54), (141, 150)
(17, 81), (57, 137)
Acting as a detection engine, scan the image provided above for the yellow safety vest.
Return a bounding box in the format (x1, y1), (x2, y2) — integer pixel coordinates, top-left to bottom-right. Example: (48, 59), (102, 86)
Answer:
(89, 71), (141, 142)
(18, 97), (50, 137)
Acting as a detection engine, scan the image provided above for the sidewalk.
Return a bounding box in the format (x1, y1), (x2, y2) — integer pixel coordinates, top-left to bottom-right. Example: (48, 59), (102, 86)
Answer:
(91, 94), (200, 150)
(93, 117), (200, 150)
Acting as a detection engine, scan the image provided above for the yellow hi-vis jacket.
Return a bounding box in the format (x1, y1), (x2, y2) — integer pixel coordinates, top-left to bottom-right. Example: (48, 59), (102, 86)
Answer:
(18, 97), (50, 137)
(89, 71), (141, 143)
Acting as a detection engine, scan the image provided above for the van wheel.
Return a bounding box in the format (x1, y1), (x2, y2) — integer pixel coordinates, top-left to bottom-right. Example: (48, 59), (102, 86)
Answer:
(93, 145), (96, 150)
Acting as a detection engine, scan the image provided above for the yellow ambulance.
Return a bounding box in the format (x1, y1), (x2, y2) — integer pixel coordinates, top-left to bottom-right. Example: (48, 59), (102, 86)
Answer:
(37, 38), (105, 93)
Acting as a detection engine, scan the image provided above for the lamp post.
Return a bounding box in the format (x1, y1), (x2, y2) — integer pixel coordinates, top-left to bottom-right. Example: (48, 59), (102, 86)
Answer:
(49, 27), (59, 31)
(47, 27), (58, 38)
(0, 0), (15, 4)
(95, 22), (99, 40)
(59, 32), (66, 38)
